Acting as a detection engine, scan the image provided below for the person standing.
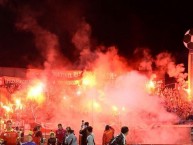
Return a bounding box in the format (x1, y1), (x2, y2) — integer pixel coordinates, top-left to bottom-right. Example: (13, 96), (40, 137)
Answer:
(0, 120), (19, 145)
(86, 126), (95, 145)
(102, 125), (114, 145)
(33, 125), (43, 145)
(55, 124), (66, 145)
(47, 132), (57, 145)
(79, 122), (89, 145)
(20, 128), (25, 143)
(109, 126), (129, 145)
(65, 129), (78, 145)
(21, 134), (36, 145)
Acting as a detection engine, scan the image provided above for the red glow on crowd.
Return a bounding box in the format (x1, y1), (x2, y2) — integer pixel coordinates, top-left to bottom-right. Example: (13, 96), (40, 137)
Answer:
(0, 51), (190, 144)
(0, 12), (191, 144)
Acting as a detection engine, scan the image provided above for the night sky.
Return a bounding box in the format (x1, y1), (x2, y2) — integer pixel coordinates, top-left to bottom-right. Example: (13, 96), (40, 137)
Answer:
(0, 0), (192, 68)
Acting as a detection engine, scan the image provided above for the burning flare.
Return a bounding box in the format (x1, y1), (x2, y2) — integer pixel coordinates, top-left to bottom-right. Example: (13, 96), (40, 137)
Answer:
(82, 72), (96, 87)
(27, 81), (46, 104)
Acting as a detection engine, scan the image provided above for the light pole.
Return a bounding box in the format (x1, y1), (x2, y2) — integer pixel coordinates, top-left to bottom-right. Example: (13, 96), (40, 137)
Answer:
(92, 95), (94, 127)
(183, 29), (193, 99)
(188, 49), (193, 99)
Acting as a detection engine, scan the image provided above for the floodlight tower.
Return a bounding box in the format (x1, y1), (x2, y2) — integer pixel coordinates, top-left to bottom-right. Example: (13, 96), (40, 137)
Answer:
(188, 49), (193, 99)
(184, 29), (193, 99)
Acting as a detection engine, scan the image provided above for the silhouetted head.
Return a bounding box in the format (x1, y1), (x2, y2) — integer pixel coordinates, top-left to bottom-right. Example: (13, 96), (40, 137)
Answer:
(105, 125), (110, 131)
(121, 126), (129, 136)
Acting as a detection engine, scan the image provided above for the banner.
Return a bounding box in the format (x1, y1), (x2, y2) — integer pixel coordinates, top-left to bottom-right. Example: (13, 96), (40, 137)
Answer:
(3, 76), (29, 85)
(1, 76), (82, 86)
(0, 67), (119, 89)
(27, 69), (83, 79)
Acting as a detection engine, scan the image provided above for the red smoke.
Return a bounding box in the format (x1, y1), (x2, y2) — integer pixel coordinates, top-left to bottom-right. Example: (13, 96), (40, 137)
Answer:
(0, 3), (191, 144)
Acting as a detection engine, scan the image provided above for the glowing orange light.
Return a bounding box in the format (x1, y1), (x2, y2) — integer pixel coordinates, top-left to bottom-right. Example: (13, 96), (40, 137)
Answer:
(2, 105), (12, 113)
(185, 88), (191, 94)
(76, 90), (81, 96)
(147, 80), (155, 89)
(146, 80), (156, 94)
(15, 98), (22, 110)
(82, 72), (96, 87)
(28, 82), (44, 96)
(184, 88), (192, 101)
(0, 119), (4, 124)
(93, 101), (102, 112)
(122, 106), (125, 111)
(27, 82), (45, 104)
(15, 99), (21, 105)
(93, 101), (100, 109)
(112, 105), (118, 112)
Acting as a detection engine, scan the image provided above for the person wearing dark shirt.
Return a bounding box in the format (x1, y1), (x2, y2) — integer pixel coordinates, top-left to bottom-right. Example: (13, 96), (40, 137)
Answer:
(33, 125), (43, 145)
(20, 128), (25, 143)
(110, 126), (129, 145)
(79, 122), (89, 145)
(47, 132), (57, 145)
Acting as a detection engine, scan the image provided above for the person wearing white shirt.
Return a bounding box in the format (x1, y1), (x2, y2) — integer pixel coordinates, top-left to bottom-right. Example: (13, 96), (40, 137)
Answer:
(65, 129), (78, 145)
(86, 126), (95, 145)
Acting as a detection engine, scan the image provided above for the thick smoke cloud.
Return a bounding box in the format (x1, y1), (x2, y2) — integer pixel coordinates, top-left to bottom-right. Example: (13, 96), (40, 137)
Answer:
(71, 19), (98, 69)
(155, 52), (187, 87)
(72, 20), (91, 51)
(135, 50), (188, 87)
(16, 12), (71, 69)
(0, 1), (190, 144)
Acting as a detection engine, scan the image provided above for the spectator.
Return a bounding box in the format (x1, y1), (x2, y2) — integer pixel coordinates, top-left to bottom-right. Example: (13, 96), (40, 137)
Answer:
(86, 126), (95, 145)
(56, 124), (66, 145)
(21, 134), (36, 145)
(65, 129), (78, 145)
(79, 122), (89, 145)
(33, 125), (43, 145)
(110, 126), (129, 145)
(102, 125), (114, 145)
(47, 132), (57, 145)
(0, 120), (19, 145)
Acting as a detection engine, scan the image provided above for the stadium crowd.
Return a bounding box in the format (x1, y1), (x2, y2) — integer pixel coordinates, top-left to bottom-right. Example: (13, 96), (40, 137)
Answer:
(1, 87), (193, 145)
(158, 87), (193, 120)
